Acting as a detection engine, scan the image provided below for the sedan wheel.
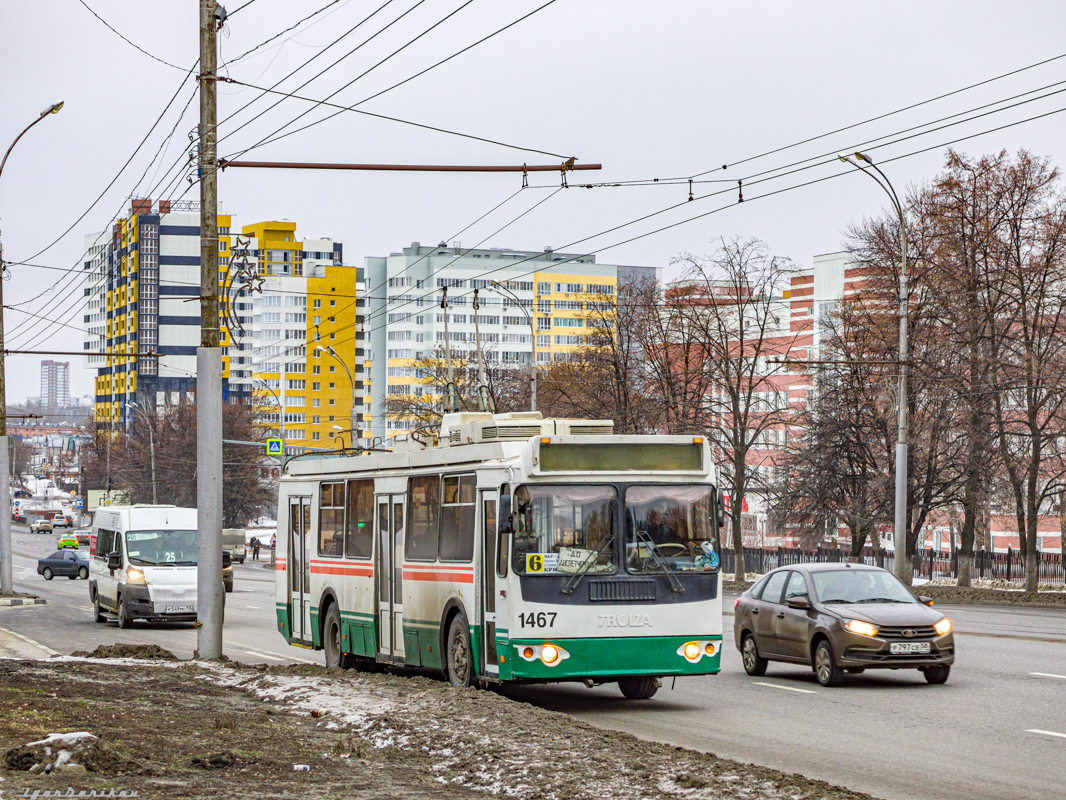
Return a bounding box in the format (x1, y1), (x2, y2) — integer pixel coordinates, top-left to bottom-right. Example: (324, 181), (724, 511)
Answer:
(741, 634), (768, 676)
(78, 566), (89, 580)
(814, 640), (844, 687)
(42, 567), (53, 580)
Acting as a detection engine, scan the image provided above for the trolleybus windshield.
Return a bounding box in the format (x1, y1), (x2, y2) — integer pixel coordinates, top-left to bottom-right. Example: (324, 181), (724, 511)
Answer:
(625, 485), (718, 574)
(512, 485), (616, 575)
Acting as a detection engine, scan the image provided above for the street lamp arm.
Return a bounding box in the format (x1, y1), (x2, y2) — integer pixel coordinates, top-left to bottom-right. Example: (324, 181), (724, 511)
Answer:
(0, 103), (63, 183)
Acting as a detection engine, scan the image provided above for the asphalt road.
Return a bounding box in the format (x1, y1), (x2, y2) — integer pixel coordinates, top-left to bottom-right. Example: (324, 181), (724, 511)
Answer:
(0, 524), (313, 665)
(4, 525), (1064, 800)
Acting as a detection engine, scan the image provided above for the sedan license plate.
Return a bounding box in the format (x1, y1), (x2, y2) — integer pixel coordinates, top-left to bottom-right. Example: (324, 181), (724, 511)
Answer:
(164, 605), (194, 614)
(889, 641), (931, 655)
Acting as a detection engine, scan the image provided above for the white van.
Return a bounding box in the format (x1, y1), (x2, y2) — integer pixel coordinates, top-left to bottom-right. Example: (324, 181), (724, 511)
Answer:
(89, 505), (203, 628)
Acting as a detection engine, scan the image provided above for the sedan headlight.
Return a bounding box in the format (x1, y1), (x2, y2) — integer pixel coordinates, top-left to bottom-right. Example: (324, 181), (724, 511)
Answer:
(934, 617), (952, 636)
(844, 619), (878, 637)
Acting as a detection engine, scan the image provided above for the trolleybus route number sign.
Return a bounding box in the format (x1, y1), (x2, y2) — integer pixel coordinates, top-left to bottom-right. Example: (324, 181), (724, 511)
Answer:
(526, 553), (559, 573)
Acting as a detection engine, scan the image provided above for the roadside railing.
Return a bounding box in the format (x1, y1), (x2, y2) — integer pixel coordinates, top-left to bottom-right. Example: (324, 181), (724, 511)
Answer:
(719, 545), (1065, 585)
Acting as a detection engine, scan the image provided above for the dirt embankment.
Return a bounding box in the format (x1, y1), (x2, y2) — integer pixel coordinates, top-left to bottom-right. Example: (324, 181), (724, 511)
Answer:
(920, 584), (1066, 608)
(0, 654), (879, 800)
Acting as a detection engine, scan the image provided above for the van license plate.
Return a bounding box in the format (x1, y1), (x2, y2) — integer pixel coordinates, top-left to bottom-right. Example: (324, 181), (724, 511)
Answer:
(889, 642), (930, 654)
(165, 605), (194, 614)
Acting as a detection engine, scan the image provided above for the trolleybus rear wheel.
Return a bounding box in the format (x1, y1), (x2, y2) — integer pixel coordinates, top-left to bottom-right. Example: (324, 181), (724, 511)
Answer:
(618, 676), (659, 699)
(446, 613), (473, 688)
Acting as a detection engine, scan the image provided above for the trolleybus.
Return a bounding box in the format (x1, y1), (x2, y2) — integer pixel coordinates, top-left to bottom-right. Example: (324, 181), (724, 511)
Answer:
(275, 412), (724, 698)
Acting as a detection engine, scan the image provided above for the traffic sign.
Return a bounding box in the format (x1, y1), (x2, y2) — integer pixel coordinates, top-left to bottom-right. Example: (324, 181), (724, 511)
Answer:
(266, 439), (283, 456)
(76, 498), (83, 509)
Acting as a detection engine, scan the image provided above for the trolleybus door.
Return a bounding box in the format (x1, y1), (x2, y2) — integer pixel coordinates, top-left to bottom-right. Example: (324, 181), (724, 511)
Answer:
(480, 490), (500, 675)
(288, 496), (312, 645)
(377, 494), (405, 660)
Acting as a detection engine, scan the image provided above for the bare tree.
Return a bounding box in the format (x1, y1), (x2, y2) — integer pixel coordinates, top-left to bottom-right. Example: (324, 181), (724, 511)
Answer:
(672, 238), (800, 577)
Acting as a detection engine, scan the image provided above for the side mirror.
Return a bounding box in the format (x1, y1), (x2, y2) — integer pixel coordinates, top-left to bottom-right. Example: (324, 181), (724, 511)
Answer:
(106, 552), (121, 571)
(918, 595), (934, 606)
(222, 551), (232, 569)
(498, 494), (514, 536)
(716, 488), (725, 529)
(786, 595), (810, 610)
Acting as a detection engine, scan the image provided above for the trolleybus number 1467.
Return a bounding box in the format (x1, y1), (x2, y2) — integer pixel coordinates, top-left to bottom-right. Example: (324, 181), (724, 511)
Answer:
(519, 612), (558, 628)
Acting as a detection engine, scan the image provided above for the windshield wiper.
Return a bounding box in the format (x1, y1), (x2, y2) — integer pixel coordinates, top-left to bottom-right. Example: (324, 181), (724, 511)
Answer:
(822, 599), (855, 604)
(856, 597), (907, 603)
(561, 536), (615, 595)
(632, 529), (684, 594)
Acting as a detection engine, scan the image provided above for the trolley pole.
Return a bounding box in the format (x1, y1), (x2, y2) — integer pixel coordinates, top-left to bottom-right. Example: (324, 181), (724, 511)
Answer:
(196, 0), (224, 659)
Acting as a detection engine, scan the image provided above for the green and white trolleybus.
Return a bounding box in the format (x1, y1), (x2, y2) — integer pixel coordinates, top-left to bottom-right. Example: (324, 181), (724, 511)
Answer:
(275, 412), (724, 699)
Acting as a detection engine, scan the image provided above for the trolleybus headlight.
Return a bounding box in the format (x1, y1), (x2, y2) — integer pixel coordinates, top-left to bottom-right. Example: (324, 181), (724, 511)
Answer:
(541, 644), (560, 664)
(934, 617), (952, 636)
(523, 647), (535, 659)
(677, 640), (717, 662)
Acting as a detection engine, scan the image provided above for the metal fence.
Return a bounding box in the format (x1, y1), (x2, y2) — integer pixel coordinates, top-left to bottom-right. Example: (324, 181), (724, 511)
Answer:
(719, 545), (1065, 585)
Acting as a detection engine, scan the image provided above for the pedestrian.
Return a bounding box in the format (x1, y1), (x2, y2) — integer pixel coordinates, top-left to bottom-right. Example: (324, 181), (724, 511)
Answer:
(252, 537), (261, 561)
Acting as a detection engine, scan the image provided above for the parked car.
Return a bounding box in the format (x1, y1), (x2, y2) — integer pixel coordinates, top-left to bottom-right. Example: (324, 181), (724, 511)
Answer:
(734, 563), (954, 687)
(29, 519), (53, 534)
(38, 549), (90, 581)
(73, 529), (91, 547)
(52, 513), (74, 528)
(57, 533), (79, 549)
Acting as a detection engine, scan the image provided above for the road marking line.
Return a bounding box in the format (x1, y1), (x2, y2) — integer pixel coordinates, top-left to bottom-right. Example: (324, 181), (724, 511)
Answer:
(244, 606), (261, 609)
(1026, 729), (1066, 739)
(0, 626), (59, 656)
(244, 647), (316, 665)
(75, 606), (92, 612)
(1031, 672), (1066, 680)
(752, 681), (817, 694)
(241, 649), (285, 662)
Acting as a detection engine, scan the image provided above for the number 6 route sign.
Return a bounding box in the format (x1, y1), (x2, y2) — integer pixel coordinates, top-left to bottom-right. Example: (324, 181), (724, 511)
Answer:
(266, 439), (283, 456)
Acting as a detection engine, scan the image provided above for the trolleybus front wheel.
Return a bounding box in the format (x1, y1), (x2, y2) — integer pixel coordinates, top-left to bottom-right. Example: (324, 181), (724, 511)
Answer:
(446, 613), (474, 687)
(618, 676), (660, 699)
(323, 605), (347, 669)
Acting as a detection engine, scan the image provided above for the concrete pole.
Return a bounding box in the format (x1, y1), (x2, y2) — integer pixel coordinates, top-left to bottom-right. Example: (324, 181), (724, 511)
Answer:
(0, 241), (9, 595)
(196, 0), (223, 659)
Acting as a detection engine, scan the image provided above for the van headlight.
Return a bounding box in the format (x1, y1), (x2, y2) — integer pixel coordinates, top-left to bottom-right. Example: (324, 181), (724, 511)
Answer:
(126, 567), (146, 583)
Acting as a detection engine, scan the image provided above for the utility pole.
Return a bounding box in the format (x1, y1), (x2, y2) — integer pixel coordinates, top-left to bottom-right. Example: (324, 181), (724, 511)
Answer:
(196, 0), (224, 659)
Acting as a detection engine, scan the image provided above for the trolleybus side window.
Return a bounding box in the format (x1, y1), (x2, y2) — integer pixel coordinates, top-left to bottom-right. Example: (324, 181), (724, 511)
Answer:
(406, 475), (440, 561)
(625, 484), (719, 574)
(512, 485), (616, 575)
(345, 480), (374, 559)
(496, 486), (509, 578)
(318, 482), (344, 557)
(439, 474), (476, 562)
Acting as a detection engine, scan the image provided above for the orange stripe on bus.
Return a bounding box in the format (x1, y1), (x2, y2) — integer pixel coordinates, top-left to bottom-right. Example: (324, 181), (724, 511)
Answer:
(311, 566), (373, 577)
(402, 571), (475, 583)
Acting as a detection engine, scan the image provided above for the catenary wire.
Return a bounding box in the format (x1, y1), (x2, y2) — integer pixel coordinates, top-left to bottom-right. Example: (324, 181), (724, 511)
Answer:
(75, 0), (186, 71)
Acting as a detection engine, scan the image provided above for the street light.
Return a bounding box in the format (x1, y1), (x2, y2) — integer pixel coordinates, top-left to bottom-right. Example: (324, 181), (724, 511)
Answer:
(125, 402), (157, 504)
(489, 281), (537, 411)
(316, 345), (358, 449)
(0, 99), (64, 597)
(839, 151), (910, 582)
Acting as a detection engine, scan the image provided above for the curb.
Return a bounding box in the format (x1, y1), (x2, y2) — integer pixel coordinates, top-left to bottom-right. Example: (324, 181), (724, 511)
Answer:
(0, 597), (47, 607)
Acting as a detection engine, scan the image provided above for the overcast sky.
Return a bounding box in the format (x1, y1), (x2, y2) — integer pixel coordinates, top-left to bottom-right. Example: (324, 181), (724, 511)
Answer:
(3, 0), (1066, 405)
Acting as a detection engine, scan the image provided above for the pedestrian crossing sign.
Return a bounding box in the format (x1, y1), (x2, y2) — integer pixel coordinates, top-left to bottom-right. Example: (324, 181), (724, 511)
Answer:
(267, 439), (283, 456)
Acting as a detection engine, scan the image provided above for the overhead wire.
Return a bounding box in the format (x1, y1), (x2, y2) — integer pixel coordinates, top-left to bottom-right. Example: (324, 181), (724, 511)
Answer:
(75, 0), (186, 71)
(220, 0), (348, 67)
(228, 0), (561, 159)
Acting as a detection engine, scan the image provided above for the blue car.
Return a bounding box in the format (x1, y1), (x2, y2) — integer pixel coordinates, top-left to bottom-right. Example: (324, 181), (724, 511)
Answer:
(37, 549), (90, 581)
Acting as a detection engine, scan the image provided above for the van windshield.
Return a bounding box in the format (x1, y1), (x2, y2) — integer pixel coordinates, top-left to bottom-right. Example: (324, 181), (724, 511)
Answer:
(125, 530), (198, 566)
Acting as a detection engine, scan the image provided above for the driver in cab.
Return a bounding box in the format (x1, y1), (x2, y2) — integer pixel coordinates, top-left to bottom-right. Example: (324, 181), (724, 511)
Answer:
(645, 505), (683, 546)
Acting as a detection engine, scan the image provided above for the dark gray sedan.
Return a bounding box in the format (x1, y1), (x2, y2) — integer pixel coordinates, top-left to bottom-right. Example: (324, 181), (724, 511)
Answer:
(37, 549), (90, 581)
(733, 563), (954, 686)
